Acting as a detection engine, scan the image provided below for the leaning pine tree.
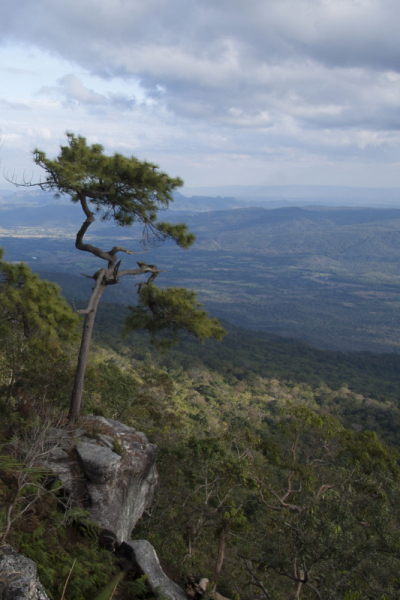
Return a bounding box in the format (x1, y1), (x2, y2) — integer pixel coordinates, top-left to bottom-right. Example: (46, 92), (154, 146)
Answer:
(24, 133), (224, 423)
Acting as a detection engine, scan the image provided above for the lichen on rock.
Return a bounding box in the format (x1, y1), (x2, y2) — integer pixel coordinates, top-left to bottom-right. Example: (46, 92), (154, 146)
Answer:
(0, 544), (49, 600)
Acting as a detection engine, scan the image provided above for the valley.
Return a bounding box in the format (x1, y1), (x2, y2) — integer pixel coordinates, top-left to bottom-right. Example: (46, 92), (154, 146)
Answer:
(1, 200), (400, 352)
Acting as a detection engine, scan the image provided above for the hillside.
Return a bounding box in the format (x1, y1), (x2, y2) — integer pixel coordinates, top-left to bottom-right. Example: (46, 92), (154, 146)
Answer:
(90, 305), (400, 446)
(3, 304), (400, 598)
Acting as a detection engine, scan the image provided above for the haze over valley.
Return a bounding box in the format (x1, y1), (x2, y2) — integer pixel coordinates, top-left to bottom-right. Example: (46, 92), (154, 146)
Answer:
(1, 186), (400, 353)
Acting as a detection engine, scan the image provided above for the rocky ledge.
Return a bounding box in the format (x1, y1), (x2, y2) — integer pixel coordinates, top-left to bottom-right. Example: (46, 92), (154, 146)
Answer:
(1, 417), (159, 599)
(42, 415), (158, 543)
(118, 540), (187, 600)
(0, 544), (49, 600)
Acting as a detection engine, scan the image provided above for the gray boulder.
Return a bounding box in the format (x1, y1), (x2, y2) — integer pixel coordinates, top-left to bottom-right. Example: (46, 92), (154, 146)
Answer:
(0, 544), (49, 600)
(42, 416), (158, 543)
(120, 540), (187, 600)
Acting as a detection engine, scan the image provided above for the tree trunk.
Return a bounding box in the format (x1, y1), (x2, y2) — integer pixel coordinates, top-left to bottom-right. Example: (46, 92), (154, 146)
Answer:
(292, 558), (304, 600)
(211, 524), (229, 588)
(68, 276), (107, 423)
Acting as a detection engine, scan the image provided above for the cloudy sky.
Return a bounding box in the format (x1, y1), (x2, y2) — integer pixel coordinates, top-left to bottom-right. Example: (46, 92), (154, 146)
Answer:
(1, 0), (400, 190)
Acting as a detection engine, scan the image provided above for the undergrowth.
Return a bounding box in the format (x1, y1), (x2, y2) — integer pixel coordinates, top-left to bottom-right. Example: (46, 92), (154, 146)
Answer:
(11, 503), (119, 600)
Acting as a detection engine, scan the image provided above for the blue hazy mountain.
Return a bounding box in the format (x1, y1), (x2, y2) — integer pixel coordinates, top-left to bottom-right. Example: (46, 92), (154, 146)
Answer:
(182, 184), (400, 208)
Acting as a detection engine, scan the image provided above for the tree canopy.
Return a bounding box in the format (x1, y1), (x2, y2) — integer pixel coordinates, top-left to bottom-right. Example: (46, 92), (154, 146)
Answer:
(124, 284), (225, 350)
(33, 132), (195, 248)
(0, 248), (78, 403)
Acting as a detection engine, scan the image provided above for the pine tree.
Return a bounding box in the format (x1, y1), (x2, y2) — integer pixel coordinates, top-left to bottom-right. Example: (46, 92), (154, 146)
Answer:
(24, 133), (224, 422)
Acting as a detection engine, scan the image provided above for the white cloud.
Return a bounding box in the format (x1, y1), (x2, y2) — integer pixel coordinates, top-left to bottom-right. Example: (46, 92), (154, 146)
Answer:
(58, 74), (107, 105)
(0, 67), (36, 75)
(39, 74), (136, 111)
(0, 98), (30, 110)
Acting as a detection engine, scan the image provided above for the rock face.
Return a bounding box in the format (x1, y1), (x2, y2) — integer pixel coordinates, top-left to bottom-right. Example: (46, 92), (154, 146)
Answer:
(0, 544), (49, 600)
(43, 416), (158, 543)
(119, 540), (187, 600)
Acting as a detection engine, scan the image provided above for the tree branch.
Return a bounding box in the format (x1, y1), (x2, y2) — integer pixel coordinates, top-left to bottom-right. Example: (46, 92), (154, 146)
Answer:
(108, 246), (144, 256)
(118, 265), (163, 278)
(252, 473), (303, 513)
(75, 195), (118, 264)
(239, 555), (271, 599)
(76, 269), (106, 315)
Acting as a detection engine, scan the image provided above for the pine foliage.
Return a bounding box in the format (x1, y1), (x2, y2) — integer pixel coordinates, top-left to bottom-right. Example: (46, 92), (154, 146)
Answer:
(124, 284), (226, 349)
(33, 133), (195, 248)
(0, 252), (78, 342)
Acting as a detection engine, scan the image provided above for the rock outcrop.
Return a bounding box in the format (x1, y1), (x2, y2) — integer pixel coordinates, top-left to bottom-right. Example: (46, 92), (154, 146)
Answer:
(0, 544), (49, 600)
(119, 540), (187, 600)
(43, 416), (158, 543)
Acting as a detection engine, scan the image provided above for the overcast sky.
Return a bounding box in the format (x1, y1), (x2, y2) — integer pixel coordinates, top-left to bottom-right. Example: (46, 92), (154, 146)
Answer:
(2, 0), (400, 190)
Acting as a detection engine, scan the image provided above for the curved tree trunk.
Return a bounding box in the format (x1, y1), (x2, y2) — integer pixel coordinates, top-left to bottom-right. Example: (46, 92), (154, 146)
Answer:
(68, 274), (107, 423)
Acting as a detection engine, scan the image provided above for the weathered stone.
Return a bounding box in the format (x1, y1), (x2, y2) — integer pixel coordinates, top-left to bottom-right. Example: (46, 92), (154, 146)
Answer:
(48, 447), (69, 461)
(40, 415), (158, 542)
(72, 429), (87, 438)
(97, 433), (114, 449)
(120, 540), (187, 600)
(0, 544), (49, 600)
(76, 442), (122, 483)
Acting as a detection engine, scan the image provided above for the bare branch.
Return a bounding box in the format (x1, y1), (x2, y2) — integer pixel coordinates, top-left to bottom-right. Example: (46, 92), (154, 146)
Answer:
(119, 266), (163, 278)
(239, 555), (271, 599)
(108, 246), (145, 256)
(251, 473), (303, 513)
(315, 483), (337, 499)
(3, 170), (46, 189)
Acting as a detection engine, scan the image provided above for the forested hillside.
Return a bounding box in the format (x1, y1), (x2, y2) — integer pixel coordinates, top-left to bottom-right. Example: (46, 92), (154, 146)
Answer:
(1, 157), (400, 599)
(1, 249), (400, 599)
(2, 282), (400, 599)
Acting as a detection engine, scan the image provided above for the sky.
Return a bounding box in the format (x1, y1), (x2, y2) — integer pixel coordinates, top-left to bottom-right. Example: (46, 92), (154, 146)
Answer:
(1, 0), (400, 191)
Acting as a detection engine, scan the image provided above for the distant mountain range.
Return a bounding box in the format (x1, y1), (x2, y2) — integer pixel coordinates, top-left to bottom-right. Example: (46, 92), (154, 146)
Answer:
(182, 184), (400, 208)
(177, 205), (400, 257)
(0, 188), (245, 213)
(2, 185), (400, 212)
(2, 199), (400, 353)
(170, 192), (246, 211)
